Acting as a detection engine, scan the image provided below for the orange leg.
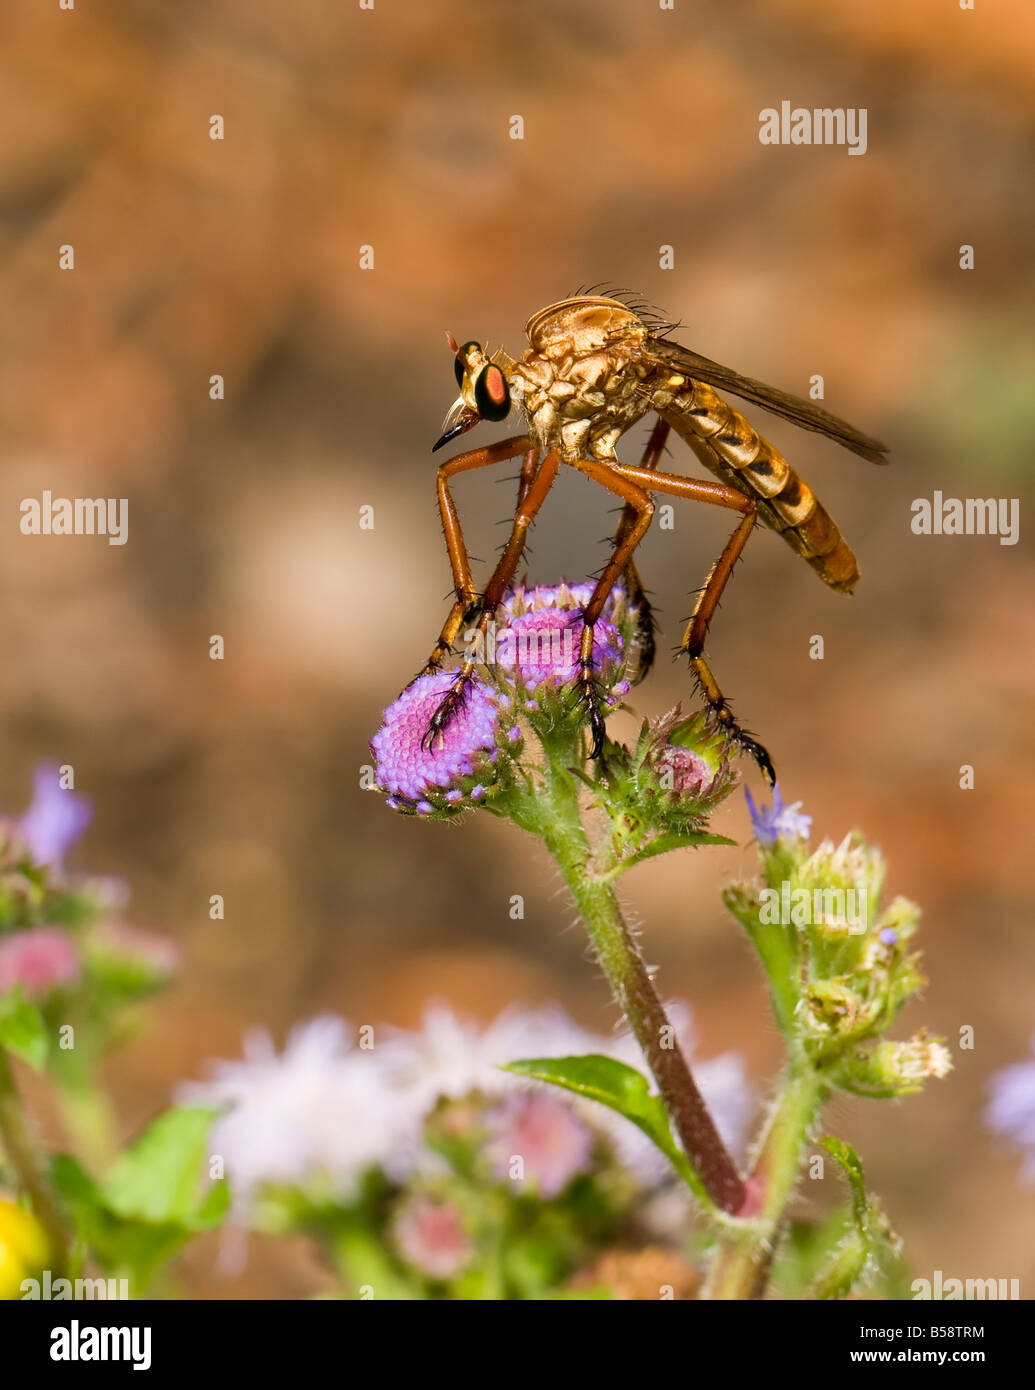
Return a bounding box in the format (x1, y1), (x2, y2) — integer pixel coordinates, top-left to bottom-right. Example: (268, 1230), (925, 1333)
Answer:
(422, 450), (561, 750)
(417, 434), (532, 678)
(570, 458), (655, 756)
(515, 444), (540, 512)
(580, 456), (774, 782)
(614, 460), (771, 783)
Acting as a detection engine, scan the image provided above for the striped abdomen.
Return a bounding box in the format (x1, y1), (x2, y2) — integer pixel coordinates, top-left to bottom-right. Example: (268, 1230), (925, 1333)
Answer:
(661, 380), (859, 592)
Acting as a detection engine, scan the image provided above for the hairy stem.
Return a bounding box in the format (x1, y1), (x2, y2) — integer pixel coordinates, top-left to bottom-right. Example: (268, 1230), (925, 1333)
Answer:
(0, 1046), (71, 1275)
(528, 738), (746, 1217)
(704, 1060), (827, 1298)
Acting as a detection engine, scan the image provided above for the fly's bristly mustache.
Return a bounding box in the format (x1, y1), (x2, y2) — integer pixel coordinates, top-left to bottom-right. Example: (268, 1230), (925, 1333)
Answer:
(432, 398), (478, 453)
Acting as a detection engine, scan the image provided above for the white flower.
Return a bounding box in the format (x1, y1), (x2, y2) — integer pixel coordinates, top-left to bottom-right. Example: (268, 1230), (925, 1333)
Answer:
(178, 1016), (412, 1210)
(178, 1002), (756, 1211)
(374, 1003), (597, 1112)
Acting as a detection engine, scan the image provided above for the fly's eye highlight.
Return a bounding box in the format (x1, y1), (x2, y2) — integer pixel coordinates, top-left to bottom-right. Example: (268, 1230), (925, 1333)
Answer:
(474, 363), (510, 421)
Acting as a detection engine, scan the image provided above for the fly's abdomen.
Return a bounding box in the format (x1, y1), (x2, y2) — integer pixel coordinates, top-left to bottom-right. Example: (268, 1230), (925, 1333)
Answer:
(661, 379), (860, 592)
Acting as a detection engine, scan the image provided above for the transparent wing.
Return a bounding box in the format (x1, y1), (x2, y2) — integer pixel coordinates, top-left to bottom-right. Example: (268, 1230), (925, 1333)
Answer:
(649, 336), (889, 465)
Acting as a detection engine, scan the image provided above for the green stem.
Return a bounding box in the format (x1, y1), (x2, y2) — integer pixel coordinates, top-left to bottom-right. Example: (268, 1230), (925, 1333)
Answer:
(55, 1072), (120, 1170)
(523, 739), (746, 1217)
(0, 1046), (71, 1275)
(704, 1060), (827, 1298)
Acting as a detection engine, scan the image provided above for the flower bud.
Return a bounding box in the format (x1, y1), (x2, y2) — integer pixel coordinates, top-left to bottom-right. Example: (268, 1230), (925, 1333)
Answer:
(632, 709), (737, 829)
(832, 1032), (953, 1097)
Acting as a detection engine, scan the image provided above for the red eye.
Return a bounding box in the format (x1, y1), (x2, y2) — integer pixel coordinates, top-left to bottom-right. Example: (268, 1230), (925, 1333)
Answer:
(475, 364), (510, 421)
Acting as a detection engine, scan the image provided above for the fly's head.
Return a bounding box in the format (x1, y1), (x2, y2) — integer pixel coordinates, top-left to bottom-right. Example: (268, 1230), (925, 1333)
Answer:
(432, 335), (514, 453)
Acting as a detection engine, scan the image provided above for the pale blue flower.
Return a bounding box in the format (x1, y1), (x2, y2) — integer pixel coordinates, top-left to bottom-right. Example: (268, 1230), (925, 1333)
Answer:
(745, 783), (811, 847)
(18, 764), (92, 867)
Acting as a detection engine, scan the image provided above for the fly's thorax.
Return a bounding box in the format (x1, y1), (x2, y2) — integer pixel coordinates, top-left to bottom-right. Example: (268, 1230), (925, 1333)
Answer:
(525, 296), (647, 358)
(511, 342), (652, 461)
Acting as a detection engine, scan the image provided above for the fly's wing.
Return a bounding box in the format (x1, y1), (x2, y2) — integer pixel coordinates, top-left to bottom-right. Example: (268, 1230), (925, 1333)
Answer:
(649, 336), (889, 465)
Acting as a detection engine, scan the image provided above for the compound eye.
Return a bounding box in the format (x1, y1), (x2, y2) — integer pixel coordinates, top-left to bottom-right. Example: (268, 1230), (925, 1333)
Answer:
(453, 340), (482, 389)
(474, 363), (510, 422)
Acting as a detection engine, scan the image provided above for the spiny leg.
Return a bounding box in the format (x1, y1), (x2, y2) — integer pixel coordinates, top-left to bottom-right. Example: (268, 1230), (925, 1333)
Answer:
(515, 443), (540, 513)
(608, 459), (774, 783)
(416, 434), (532, 682)
(422, 450), (561, 749)
(611, 418), (670, 682)
(571, 458), (655, 758)
(683, 513), (775, 786)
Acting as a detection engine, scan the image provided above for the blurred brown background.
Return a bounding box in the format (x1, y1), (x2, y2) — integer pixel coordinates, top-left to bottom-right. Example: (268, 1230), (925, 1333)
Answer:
(0, 0), (1032, 1296)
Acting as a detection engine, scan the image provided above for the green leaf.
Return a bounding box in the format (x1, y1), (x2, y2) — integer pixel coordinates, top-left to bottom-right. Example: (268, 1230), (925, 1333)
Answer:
(805, 1136), (904, 1300)
(0, 988), (48, 1070)
(102, 1106), (216, 1224)
(503, 1054), (710, 1207)
(193, 1178), (230, 1230)
(53, 1147), (226, 1291)
(768, 1211), (853, 1298)
(52, 1152), (105, 1210)
(821, 1137), (867, 1226)
(608, 831), (736, 880)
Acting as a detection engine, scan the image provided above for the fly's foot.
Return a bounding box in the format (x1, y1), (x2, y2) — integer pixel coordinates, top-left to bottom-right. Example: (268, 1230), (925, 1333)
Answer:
(708, 702), (776, 787)
(570, 661), (608, 760)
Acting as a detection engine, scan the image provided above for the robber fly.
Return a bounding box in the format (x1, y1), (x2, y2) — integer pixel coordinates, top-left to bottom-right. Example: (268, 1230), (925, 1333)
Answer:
(413, 291), (888, 784)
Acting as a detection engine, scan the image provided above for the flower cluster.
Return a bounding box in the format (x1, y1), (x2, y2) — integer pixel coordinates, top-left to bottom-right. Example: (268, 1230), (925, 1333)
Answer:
(493, 582), (634, 709)
(0, 766), (178, 1056)
(724, 791), (951, 1096)
(370, 584), (645, 820)
(178, 1003), (754, 1256)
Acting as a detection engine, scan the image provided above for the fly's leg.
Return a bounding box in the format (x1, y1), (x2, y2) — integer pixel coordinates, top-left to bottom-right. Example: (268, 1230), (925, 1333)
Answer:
(422, 450), (560, 749)
(682, 512), (775, 786)
(515, 443), (540, 512)
(414, 434), (532, 683)
(570, 459), (655, 758)
(607, 460), (774, 785)
(612, 418), (669, 682)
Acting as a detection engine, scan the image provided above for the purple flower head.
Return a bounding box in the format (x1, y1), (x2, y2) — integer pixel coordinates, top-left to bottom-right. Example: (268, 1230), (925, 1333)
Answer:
(986, 1037), (1035, 1183)
(745, 783), (811, 848)
(371, 672), (516, 816)
(878, 927), (899, 947)
(494, 582), (631, 705)
(17, 765), (92, 868)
